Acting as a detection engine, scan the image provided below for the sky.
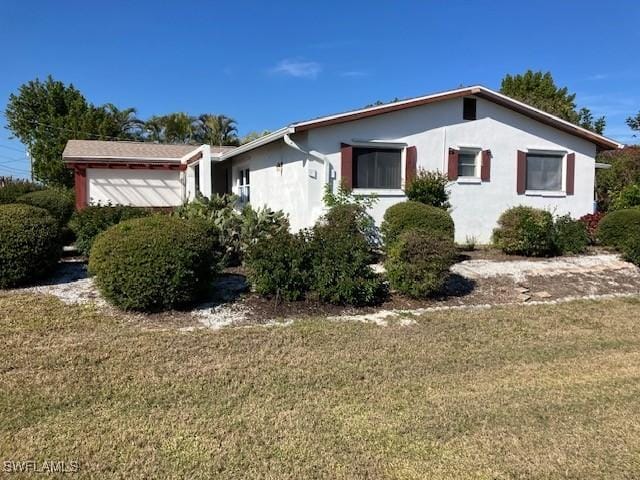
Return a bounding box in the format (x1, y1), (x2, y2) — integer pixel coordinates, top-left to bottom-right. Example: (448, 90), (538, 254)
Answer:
(1, 0), (639, 178)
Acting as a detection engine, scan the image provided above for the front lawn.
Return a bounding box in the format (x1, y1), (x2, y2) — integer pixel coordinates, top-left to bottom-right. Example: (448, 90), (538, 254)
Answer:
(2, 294), (640, 478)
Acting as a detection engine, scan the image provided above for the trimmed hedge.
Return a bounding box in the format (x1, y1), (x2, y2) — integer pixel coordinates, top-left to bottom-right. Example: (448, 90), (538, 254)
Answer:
(597, 208), (640, 248)
(70, 205), (151, 256)
(89, 216), (218, 311)
(0, 204), (62, 288)
(16, 189), (74, 228)
(245, 230), (311, 301)
(553, 215), (589, 254)
(385, 229), (457, 298)
(493, 206), (556, 256)
(0, 180), (42, 205)
(381, 201), (454, 246)
(309, 212), (386, 306)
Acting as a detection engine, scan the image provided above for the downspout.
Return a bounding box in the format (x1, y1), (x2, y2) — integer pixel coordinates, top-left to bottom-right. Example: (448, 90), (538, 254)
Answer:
(283, 133), (332, 187)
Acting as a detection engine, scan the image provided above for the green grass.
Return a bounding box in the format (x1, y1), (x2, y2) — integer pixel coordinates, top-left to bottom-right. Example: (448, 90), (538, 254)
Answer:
(2, 294), (640, 478)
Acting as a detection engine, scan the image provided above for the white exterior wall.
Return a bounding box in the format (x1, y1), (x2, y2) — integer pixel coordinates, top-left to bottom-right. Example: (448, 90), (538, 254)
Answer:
(227, 97), (598, 243)
(87, 169), (182, 207)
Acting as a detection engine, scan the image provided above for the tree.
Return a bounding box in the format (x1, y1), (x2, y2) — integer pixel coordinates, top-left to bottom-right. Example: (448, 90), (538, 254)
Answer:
(626, 112), (640, 136)
(500, 70), (605, 134)
(195, 114), (240, 146)
(102, 103), (144, 139)
(143, 113), (197, 144)
(241, 130), (271, 144)
(5, 76), (140, 187)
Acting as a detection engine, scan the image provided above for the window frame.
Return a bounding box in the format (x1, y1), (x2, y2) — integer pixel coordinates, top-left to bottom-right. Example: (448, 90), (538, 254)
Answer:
(524, 150), (566, 195)
(457, 147), (481, 179)
(237, 167), (250, 203)
(351, 145), (404, 192)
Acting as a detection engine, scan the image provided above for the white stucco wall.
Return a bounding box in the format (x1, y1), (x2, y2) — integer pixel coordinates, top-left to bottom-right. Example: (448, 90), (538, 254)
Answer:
(226, 96), (599, 243)
(87, 169), (182, 207)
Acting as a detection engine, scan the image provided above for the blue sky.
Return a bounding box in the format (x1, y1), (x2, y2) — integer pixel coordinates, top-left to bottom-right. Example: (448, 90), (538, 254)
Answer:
(1, 0), (639, 178)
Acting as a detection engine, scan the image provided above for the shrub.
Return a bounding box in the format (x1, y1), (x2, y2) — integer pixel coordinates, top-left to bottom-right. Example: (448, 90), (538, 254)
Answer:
(174, 194), (290, 266)
(309, 213), (386, 306)
(0, 204), (62, 288)
(385, 229), (457, 298)
(597, 208), (640, 248)
(610, 184), (640, 211)
(324, 203), (379, 254)
(404, 168), (451, 209)
(579, 212), (605, 244)
(552, 215), (589, 254)
(381, 201), (455, 246)
(89, 216), (217, 311)
(0, 178), (43, 204)
(16, 188), (74, 228)
(493, 206), (555, 256)
(69, 204), (150, 256)
(595, 147), (640, 211)
(622, 234), (640, 266)
(245, 230), (310, 301)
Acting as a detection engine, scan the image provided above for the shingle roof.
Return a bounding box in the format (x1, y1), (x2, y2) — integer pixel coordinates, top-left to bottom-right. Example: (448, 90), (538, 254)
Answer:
(63, 140), (202, 161)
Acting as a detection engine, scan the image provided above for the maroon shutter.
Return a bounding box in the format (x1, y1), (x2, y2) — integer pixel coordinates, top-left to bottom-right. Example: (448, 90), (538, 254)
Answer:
(340, 143), (353, 189)
(405, 146), (417, 188)
(480, 149), (491, 182)
(447, 148), (459, 180)
(566, 152), (575, 195)
(516, 150), (527, 194)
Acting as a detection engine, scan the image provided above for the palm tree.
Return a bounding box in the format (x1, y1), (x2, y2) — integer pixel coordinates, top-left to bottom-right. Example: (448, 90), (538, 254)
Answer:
(103, 103), (145, 139)
(162, 113), (197, 144)
(143, 116), (165, 142)
(196, 114), (240, 146)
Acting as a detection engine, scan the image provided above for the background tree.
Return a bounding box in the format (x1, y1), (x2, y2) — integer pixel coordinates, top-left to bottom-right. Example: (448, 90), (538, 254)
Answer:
(626, 111), (640, 137)
(195, 114), (240, 146)
(241, 130), (271, 144)
(5, 76), (138, 187)
(500, 70), (606, 134)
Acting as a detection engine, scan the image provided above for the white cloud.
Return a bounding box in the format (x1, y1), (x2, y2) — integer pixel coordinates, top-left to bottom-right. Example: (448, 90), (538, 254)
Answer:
(340, 70), (368, 77)
(270, 59), (322, 79)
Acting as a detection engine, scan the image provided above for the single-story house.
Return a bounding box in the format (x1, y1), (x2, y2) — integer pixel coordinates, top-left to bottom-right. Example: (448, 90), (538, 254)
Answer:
(63, 85), (623, 243)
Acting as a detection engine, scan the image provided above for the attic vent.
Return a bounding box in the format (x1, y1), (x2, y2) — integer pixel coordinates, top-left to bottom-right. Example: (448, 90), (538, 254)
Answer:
(463, 97), (477, 121)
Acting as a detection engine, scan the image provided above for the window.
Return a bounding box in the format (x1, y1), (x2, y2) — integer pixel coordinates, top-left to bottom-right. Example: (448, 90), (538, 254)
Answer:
(458, 149), (479, 177)
(526, 153), (563, 191)
(194, 164), (200, 194)
(463, 97), (477, 120)
(238, 168), (250, 202)
(353, 147), (401, 189)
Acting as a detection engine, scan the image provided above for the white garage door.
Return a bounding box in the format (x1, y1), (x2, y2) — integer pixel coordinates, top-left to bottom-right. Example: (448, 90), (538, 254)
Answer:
(87, 169), (183, 207)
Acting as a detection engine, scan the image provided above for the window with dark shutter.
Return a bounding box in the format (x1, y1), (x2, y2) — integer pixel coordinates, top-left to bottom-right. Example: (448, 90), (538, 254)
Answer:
(463, 97), (477, 120)
(353, 147), (402, 189)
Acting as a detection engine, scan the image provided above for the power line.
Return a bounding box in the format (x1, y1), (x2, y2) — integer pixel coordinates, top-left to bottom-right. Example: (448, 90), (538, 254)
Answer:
(0, 143), (26, 153)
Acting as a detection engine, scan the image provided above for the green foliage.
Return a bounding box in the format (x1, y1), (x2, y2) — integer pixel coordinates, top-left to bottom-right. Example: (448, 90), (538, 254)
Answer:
(323, 203), (380, 251)
(385, 229), (457, 298)
(69, 204), (150, 256)
(323, 180), (377, 210)
(0, 178), (43, 204)
(0, 204), (62, 288)
(621, 234), (640, 266)
(610, 184), (640, 211)
(245, 230), (311, 302)
(308, 212), (386, 306)
(174, 194), (290, 266)
(597, 209), (640, 248)
(88, 216), (217, 311)
(552, 215), (589, 254)
(595, 147), (640, 211)
(5, 76), (140, 187)
(493, 206), (556, 256)
(404, 169), (451, 209)
(16, 189), (74, 228)
(381, 201), (455, 246)
(626, 111), (640, 134)
(144, 113), (240, 145)
(500, 70), (605, 134)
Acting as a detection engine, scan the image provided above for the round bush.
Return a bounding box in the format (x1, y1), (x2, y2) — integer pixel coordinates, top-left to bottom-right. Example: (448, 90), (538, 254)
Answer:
(17, 189), (75, 228)
(492, 206), (555, 256)
(88, 216), (218, 311)
(553, 215), (589, 254)
(385, 229), (457, 298)
(597, 208), (640, 248)
(245, 230), (310, 301)
(69, 205), (150, 256)
(622, 233), (640, 266)
(0, 204), (62, 288)
(381, 201), (454, 246)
